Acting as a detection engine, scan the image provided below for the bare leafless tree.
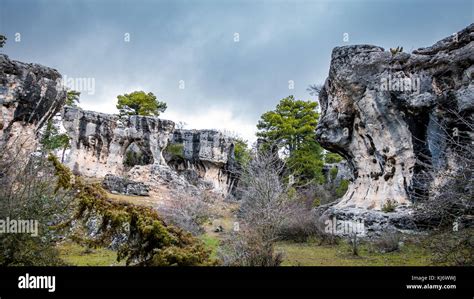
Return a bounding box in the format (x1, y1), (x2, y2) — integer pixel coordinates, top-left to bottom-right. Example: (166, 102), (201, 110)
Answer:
(157, 191), (212, 235)
(410, 109), (473, 229)
(0, 136), (74, 265)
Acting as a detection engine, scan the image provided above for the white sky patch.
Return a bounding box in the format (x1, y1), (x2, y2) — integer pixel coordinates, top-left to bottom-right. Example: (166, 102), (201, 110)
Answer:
(162, 107), (257, 144)
(79, 87), (258, 145)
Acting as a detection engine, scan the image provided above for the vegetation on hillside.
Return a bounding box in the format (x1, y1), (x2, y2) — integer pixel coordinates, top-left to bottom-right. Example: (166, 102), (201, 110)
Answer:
(48, 154), (215, 266)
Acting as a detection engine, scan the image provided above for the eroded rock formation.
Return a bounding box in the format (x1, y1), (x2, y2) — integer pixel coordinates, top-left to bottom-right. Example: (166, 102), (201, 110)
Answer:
(102, 174), (150, 196)
(62, 107), (237, 195)
(0, 54), (66, 157)
(62, 107), (174, 177)
(167, 129), (237, 194)
(316, 24), (473, 211)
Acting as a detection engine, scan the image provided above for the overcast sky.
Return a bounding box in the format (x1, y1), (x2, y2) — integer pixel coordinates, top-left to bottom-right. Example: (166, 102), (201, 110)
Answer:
(1, 0), (472, 142)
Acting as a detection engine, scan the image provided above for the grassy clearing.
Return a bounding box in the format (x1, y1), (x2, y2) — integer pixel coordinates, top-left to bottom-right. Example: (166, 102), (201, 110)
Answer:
(275, 240), (432, 266)
(200, 234), (220, 260)
(57, 241), (125, 266)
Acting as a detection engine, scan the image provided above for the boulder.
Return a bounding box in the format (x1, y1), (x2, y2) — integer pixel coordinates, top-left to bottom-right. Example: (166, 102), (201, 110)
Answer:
(102, 174), (149, 196)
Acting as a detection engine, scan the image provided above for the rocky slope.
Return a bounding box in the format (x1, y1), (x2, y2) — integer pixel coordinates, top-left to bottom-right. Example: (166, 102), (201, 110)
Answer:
(0, 54), (66, 158)
(316, 24), (473, 212)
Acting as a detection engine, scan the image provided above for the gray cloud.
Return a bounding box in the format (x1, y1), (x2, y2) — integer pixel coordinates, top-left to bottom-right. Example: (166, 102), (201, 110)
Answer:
(1, 0), (472, 142)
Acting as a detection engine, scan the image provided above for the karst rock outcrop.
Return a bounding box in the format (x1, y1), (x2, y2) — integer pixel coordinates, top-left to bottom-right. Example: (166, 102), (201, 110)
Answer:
(62, 107), (175, 176)
(0, 54), (66, 158)
(62, 107), (237, 195)
(316, 24), (473, 230)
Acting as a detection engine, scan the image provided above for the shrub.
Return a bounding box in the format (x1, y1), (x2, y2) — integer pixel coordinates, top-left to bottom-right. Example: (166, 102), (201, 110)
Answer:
(335, 179), (349, 198)
(218, 229), (283, 266)
(157, 192), (212, 235)
(325, 152), (343, 163)
(164, 143), (184, 159)
(48, 155), (215, 266)
(124, 150), (143, 167)
(329, 167), (338, 181)
(429, 229), (473, 266)
(382, 199), (397, 213)
(372, 232), (400, 253)
(278, 203), (319, 242)
(0, 153), (73, 266)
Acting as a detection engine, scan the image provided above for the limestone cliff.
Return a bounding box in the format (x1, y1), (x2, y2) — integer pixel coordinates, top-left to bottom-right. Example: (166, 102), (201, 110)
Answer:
(62, 107), (237, 195)
(167, 129), (237, 194)
(62, 107), (174, 177)
(316, 24), (473, 211)
(0, 54), (66, 157)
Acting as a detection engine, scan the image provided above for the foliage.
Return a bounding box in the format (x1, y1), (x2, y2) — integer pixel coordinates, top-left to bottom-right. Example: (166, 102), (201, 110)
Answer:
(164, 143), (184, 160)
(116, 91), (167, 116)
(48, 155), (215, 266)
(335, 179), (349, 198)
(218, 230), (283, 266)
(429, 229), (473, 266)
(286, 141), (325, 184)
(0, 153), (73, 266)
(65, 90), (80, 107)
(278, 205), (319, 242)
(40, 120), (70, 155)
(124, 150), (143, 167)
(233, 137), (251, 167)
(256, 96), (324, 185)
(329, 167), (338, 181)
(382, 199), (397, 213)
(157, 192), (212, 235)
(325, 152), (343, 164)
(390, 46), (404, 55)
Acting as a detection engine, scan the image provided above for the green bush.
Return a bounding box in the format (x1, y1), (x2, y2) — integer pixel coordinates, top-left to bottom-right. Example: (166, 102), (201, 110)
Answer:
(382, 199), (397, 213)
(48, 155), (215, 266)
(164, 143), (184, 159)
(325, 152), (343, 163)
(329, 167), (338, 180)
(0, 155), (73, 266)
(335, 179), (349, 198)
(233, 138), (251, 167)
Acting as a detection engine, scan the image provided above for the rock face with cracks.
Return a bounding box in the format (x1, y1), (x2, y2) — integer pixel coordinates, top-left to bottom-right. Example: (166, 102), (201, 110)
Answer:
(0, 54), (66, 157)
(62, 106), (175, 177)
(62, 107), (237, 196)
(316, 24), (474, 213)
(167, 129), (237, 195)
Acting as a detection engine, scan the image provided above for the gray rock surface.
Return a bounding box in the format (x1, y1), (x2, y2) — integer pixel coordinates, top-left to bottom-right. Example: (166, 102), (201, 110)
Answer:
(167, 129), (237, 194)
(62, 106), (175, 177)
(102, 174), (150, 196)
(315, 202), (417, 238)
(62, 107), (237, 195)
(322, 161), (353, 184)
(316, 24), (473, 211)
(0, 54), (66, 156)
